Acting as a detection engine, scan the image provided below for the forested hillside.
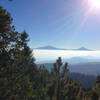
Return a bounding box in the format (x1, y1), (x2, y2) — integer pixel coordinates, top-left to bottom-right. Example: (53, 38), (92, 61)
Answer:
(0, 2), (100, 100)
(38, 63), (97, 89)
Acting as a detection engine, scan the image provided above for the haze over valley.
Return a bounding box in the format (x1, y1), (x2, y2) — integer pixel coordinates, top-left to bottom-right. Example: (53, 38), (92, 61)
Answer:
(34, 48), (100, 64)
(34, 48), (100, 76)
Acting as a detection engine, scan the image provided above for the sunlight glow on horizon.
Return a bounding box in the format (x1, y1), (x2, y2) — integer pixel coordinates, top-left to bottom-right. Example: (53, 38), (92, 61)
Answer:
(1, 0), (100, 50)
(73, 0), (100, 38)
(90, 0), (100, 9)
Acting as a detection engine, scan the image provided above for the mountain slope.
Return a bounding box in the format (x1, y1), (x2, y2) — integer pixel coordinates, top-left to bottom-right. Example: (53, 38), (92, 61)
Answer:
(38, 62), (100, 75)
(69, 62), (100, 75)
(35, 46), (91, 51)
(35, 46), (65, 50)
(74, 47), (90, 51)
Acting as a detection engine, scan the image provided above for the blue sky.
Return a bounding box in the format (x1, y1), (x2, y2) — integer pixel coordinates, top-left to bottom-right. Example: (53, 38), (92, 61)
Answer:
(0, 0), (100, 50)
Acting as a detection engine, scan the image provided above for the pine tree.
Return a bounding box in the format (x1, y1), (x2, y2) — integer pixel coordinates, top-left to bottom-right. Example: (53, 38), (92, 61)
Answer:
(92, 76), (100, 100)
(51, 57), (69, 100)
(0, 6), (38, 100)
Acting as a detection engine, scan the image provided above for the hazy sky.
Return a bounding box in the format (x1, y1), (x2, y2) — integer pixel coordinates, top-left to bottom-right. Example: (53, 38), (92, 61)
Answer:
(0, 0), (100, 50)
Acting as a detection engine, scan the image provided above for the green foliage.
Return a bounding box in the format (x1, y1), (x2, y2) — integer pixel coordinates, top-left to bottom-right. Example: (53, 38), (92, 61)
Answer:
(0, 6), (37, 100)
(0, 5), (100, 100)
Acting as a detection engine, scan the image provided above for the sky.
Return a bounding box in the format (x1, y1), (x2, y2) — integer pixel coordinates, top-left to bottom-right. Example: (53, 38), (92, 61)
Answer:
(0, 0), (100, 50)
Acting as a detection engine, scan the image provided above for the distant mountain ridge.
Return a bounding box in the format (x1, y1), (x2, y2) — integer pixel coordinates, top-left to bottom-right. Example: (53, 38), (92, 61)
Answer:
(38, 62), (100, 76)
(75, 47), (91, 51)
(35, 46), (91, 51)
(35, 46), (65, 50)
